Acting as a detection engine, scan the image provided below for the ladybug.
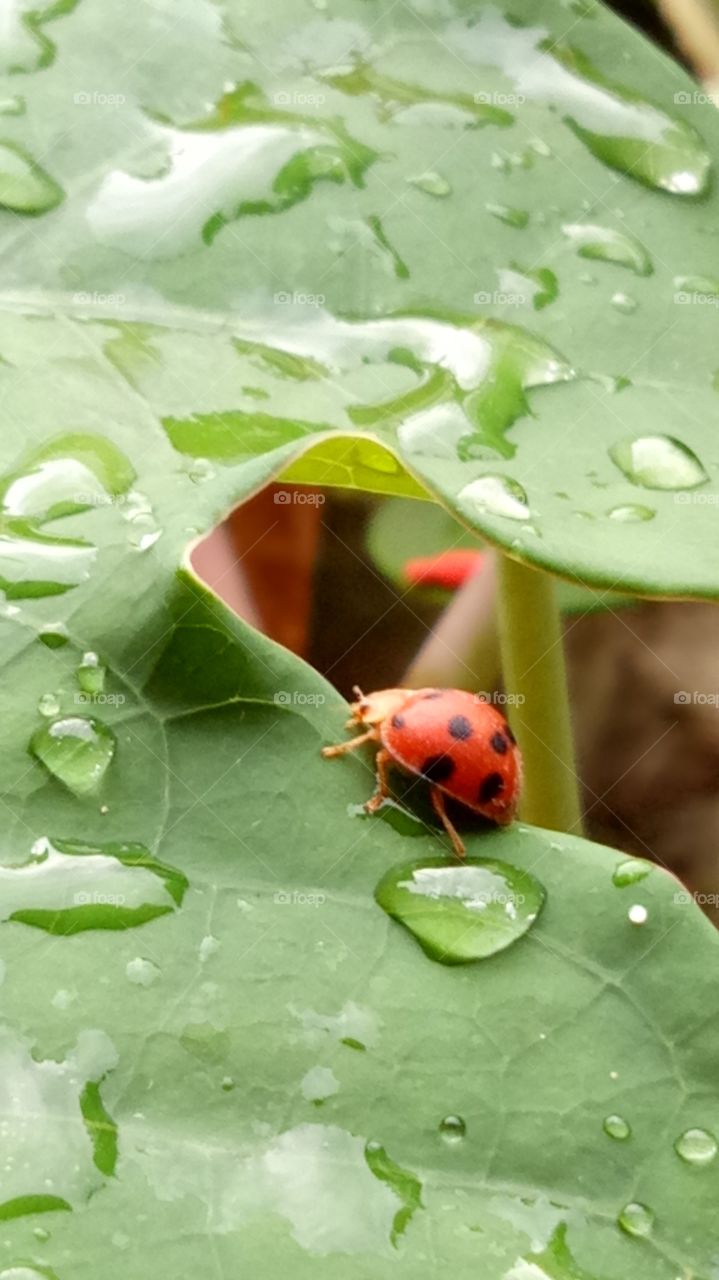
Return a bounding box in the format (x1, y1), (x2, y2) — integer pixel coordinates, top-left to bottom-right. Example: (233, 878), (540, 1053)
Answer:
(321, 686), (522, 857)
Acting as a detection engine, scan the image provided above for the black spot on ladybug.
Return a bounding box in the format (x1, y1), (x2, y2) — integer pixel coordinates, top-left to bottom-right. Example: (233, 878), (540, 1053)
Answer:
(420, 754), (456, 783)
(391, 713), (405, 729)
(448, 714), (473, 741)
(490, 731), (508, 755)
(478, 772), (504, 804)
(422, 690), (444, 700)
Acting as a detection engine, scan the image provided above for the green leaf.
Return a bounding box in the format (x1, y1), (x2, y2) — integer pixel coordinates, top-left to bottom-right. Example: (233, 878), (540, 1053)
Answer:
(2, 0), (719, 593)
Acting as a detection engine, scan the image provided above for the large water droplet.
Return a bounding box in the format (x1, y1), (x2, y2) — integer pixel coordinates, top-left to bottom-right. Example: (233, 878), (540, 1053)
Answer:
(38, 624), (69, 648)
(0, 140), (63, 213)
(375, 857), (545, 964)
(0, 518), (96, 599)
(88, 83), (378, 258)
(562, 223), (652, 276)
(613, 858), (651, 886)
(322, 62), (513, 130)
(439, 1115), (466, 1143)
(618, 1201), (654, 1237)
(609, 435), (708, 490)
(674, 1127), (717, 1167)
(458, 475), (530, 522)
(604, 1114), (631, 1140)
(29, 715), (116, 795)
(0, 836), (188, 933)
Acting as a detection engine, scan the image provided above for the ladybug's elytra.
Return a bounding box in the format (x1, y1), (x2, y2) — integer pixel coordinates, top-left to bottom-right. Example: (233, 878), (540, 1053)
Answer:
(321, 686), (522, 858)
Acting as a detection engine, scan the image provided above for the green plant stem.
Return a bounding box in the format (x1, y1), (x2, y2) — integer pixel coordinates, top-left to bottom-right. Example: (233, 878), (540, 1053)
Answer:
(496, 554), (583, 834)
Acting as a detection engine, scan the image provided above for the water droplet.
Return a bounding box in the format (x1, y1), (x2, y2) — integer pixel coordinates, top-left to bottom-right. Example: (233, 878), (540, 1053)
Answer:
(38, 624), (69, 648)
(486, 202), (529, 229)
(0, 140), (63, 213)
(618, 1201), (654, 1238)
(301, 1065), (339, 1102)
(562, 224), (652, 275)
(88, 83), (378, 258)
(449, 11), (712, 195)
(498, 264), (559, 311)
(77, 651), (106, 696)
(37, 692), (60, 718)
(613, 858), (651, 886)
(30, 715), (116, 795)
(608, 504), (655, 523)
(675, 274), (719, 300)
(458, 475), (530, 522)
(611, 291), (637, 313)
(199, 934), (220, 962)
(609, 435), (708, 490)
(439, 1115), (466, 1143)
(51, 988), (76, 1010)
(674, 1127), (717, 1167)
(604, 1114), (631, 1140)
(375, 857), (545, 964)
(322, 61), (513, 130)
(628, 904), (648, 925)
(221, 1075), (235, 1091)
(126, 957), (160, 987)
(408, 170), (451, 197)
(0, 836), (188, 934)
(187, 457), (215, 484)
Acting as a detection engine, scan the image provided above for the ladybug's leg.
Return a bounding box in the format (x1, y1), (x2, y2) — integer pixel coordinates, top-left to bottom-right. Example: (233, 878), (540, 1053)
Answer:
(321, 728), (377, 758)
(430, 786), (466, 859)
(365, 748), (393, 814)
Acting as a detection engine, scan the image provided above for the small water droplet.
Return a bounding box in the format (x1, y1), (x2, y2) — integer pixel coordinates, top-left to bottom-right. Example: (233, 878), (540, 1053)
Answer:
(38, 624), (69, 648)
(126, 957), (160, 987)
(604, 1114), (631, 1140)
(613, 858), (651, 886)
(301, 1065), (339, 1102)
(77, 650), (106, 696)
(458, 475), (530, 522)
(30, 715), (116, 795)
(0, 140), (63, 213)
(439, 1114), (466, 1143)
(610, 434), (708, 491)
(37, 692), (60, 717)
(375, 857), (545, 964)
(408, 170), (451, 197)
(675, 1127), (717, 1166)
(486, 202), (529, 229)
(562, 223), (652, 275)
(611, 291), (637, 313)
(628, 904), (648, 925)
(221, 1075), (235, 1091)
(618, 1201), (654, 1237)
(199, 934), (220, 962)
(608, 504), (655, 523)
(187, 457), (215, 484)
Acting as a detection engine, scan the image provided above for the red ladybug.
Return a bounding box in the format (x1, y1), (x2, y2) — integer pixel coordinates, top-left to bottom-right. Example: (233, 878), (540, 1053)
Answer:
(321, 687), (522, 858)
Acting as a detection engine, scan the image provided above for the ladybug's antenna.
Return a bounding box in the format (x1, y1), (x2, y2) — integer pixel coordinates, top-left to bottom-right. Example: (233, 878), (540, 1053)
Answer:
(352, 685), (365, 701)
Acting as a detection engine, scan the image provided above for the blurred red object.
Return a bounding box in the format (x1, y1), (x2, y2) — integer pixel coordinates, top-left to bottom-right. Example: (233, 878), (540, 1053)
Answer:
(403, 550), (484, 591)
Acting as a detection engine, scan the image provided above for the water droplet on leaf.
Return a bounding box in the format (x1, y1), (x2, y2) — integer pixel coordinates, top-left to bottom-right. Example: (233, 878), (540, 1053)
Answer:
(604, 1114), (631, 1140)
(30, 715), (115, 795)
(375, 857), (545, 964)
(458, 475), (530, 522)
(613, 858), (651, 886)
(675, 1127), (717, 1166)
(609, 435), (708, 490)
(439, 1115), (466, 1143)
(618, 1201), (654, 1237)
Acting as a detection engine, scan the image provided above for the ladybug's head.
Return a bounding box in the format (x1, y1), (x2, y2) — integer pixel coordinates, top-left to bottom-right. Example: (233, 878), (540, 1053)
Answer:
(348, 686), (412, 728)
